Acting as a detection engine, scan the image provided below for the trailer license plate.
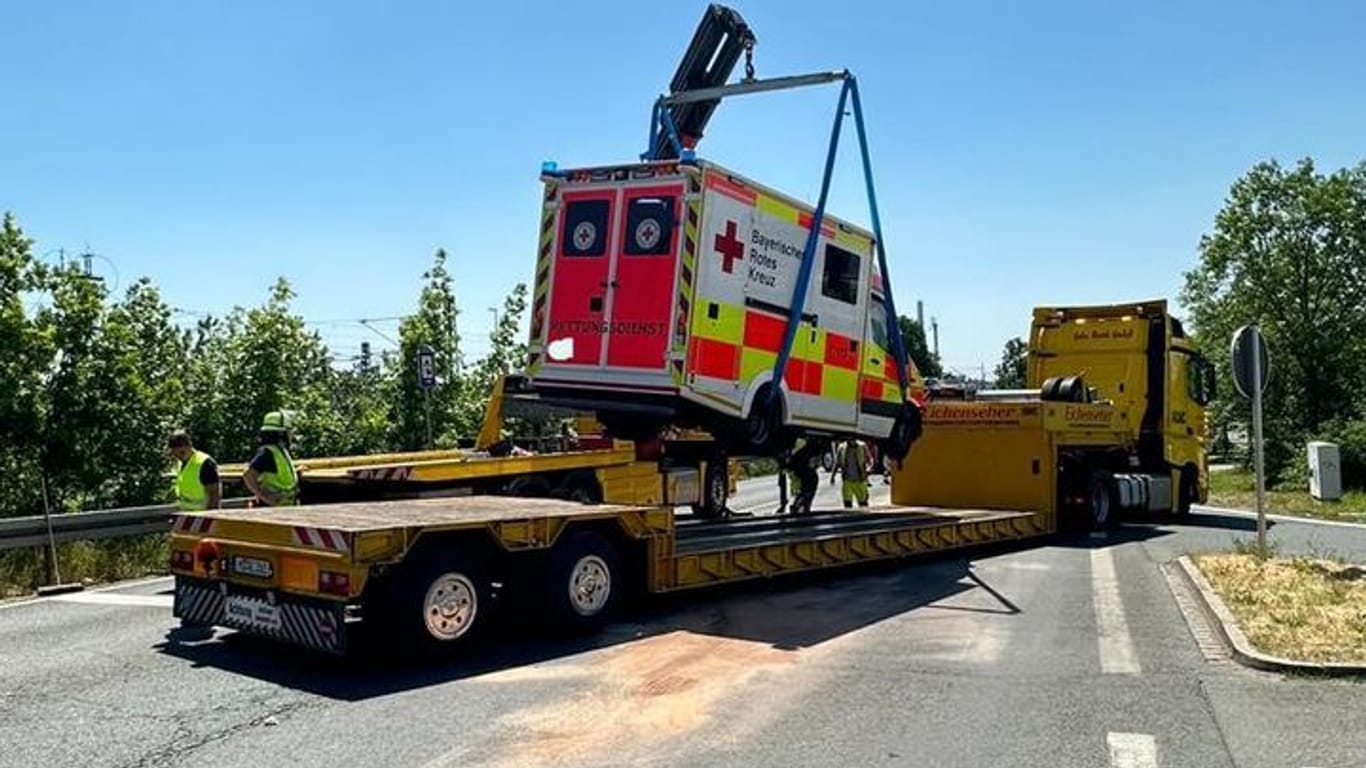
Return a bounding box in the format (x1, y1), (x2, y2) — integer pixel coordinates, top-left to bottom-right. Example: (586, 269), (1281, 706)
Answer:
(231, 556), (273, 579)
(224, 595), (282, 632)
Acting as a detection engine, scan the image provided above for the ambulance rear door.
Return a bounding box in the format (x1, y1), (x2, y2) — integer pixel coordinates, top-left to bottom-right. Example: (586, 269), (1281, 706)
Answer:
(541, 171), (686, 385)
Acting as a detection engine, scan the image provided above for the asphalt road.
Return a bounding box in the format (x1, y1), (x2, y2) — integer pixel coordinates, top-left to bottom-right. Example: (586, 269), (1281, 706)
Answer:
(2, 478), (1364, 768)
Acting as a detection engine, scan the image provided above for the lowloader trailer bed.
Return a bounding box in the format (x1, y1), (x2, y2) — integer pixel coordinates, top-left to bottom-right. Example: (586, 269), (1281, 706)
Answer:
(170, 495), (1047, 656)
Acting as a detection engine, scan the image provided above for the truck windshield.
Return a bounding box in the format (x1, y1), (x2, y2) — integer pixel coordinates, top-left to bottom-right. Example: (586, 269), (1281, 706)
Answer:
(1184, 351), (1215, 406)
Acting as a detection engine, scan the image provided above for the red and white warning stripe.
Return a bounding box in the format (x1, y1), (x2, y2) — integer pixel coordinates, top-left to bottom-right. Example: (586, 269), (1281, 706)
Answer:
(175, 515), (214, 534)
(293, 526), (351, 554)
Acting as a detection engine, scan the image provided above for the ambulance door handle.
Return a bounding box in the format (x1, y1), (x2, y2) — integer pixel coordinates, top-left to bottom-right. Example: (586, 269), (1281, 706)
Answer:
(599, 280), (618, 289)
(870, 357), (882, 366)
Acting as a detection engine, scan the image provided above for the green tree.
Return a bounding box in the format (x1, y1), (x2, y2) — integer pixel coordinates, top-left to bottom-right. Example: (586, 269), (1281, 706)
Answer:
(183, 278), (338, 461)
(1181, 158), (1366, 480)
(390, 249), (464, 450)
(896, 316), (943, 379)
(0, 214), (53, 516)
(993, 337), (1029, 389)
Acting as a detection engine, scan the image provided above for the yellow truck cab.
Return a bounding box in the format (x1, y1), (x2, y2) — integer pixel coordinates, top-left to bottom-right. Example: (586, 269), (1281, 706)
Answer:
(524, 159), (920, 458)
(1026, 300), (1216, 515)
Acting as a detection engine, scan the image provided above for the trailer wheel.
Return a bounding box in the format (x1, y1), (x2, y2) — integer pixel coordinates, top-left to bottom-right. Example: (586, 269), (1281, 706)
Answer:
(394, 550), (490, 651)
(692, 459), (729, 519)
(561, 471), (602, 504)
(545, 531), (619, 629)
(506, 475), (553, 498)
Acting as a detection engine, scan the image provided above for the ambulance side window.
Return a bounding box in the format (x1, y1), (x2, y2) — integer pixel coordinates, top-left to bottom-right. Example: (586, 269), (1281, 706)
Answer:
(821, 244), (861, 305)
(869, 298), (890, 351)
(561, 199), (610, 258)
(624, 196), (675, 256)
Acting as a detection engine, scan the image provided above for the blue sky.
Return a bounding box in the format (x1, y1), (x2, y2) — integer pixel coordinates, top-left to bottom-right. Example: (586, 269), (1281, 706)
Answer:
(3, 1), (1363, 374)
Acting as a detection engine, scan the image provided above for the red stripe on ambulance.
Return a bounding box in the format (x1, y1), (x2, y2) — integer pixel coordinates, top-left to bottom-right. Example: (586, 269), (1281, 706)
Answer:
(689, 337), (740, 380)
(742, 311), (786, 352)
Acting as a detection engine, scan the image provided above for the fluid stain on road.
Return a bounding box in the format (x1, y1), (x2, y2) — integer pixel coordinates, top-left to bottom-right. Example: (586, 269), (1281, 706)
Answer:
(484, 630), (802, 767)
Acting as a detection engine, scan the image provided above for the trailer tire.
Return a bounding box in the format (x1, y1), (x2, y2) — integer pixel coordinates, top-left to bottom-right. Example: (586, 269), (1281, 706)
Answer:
(692, 459), (729, 519)
(561, 471), (603, 504)
(393, 549), (490, 653)
(544, 531), (619, 630)
(506, 475), (553, 498)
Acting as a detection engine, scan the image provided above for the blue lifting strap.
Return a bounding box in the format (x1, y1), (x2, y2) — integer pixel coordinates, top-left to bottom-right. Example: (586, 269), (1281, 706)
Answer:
(768, 75), (911, 408)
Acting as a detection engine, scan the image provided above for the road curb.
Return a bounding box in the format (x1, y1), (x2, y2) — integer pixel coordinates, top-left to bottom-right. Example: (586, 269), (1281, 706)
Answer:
(1175, 555), (1366, 677)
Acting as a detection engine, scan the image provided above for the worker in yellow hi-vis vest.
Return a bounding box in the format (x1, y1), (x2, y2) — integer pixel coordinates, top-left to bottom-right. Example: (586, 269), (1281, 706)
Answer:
(167, 430), (222, 511)
(242, 411), (300, 507)
(834, 438), (871, 509)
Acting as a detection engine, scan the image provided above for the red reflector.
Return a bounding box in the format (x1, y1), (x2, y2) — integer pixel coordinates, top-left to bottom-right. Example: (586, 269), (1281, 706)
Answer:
(319, 571), (350, 596)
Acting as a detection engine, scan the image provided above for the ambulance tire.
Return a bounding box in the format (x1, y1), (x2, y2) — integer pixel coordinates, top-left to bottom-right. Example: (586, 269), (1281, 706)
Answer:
(741, 386), (784, 454)
(882, 404), (923, 461)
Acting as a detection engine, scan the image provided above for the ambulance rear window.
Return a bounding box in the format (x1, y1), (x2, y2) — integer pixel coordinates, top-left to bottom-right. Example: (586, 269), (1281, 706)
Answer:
(562, 199), (610, 257)
(624, 196), (676, 256)
(821, 244), (861, 305)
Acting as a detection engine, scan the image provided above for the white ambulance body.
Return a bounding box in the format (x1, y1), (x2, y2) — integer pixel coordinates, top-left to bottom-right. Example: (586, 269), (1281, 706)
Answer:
(525, 159), (915, 454)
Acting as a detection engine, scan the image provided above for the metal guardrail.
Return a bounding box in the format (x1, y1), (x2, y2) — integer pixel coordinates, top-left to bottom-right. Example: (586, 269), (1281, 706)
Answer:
(0, 499), (250, 552)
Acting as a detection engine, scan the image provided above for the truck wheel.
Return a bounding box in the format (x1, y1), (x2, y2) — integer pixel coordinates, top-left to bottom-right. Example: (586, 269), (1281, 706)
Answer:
(544, 531), (619, 630)
(397, 550), (490, 652)
(1087, 476), (1117, 531)
(1176, 466), (1198, 516)
(692, 460), (729, 519)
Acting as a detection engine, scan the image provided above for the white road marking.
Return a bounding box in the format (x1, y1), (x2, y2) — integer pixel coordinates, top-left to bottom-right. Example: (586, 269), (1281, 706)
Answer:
(1192, 504), (1366, 530)
(1107, 732), (1158, 768)
(49, 592), (172, 608)
(1091, 547), (1140, 675)
(0, 576), (174, 611)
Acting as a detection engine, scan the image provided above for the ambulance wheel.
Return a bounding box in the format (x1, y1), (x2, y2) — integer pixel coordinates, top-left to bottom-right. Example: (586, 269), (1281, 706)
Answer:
(742, 386), (783, 454)
(881, 404), (923, 461)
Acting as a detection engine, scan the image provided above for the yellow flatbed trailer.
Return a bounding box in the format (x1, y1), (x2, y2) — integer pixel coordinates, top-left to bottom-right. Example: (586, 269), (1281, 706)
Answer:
(171, 496), (1046, 655)
(168, 378), (1148, 658)
(219, 439), (735, 515)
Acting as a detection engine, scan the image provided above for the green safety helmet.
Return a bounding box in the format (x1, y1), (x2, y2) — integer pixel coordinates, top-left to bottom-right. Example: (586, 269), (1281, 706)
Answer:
(260, 410), (294, 432)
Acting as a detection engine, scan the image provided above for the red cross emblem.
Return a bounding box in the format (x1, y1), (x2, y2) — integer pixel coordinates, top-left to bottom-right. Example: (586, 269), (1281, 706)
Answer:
(713, 220), (744, 274)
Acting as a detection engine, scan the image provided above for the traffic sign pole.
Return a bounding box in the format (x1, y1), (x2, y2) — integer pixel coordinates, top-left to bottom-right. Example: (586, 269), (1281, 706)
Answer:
(1231, 324), (1271, 554)
(1251, 330), (1267, 553)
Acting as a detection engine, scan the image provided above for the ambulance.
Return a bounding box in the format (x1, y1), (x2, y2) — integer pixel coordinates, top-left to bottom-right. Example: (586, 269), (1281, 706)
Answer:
(525, 158), (923, 458)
